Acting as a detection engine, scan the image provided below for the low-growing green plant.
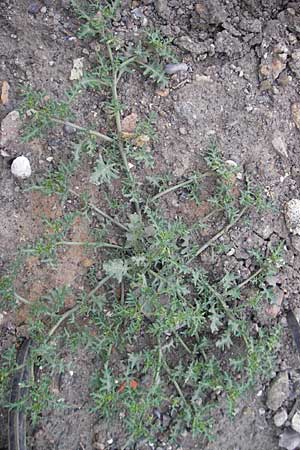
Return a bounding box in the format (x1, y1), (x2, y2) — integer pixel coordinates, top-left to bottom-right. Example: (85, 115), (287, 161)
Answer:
(2, 1), (284, 448)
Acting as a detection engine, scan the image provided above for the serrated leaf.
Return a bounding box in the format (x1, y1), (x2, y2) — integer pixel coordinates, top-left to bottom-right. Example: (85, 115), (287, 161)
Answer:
(216, 331), (233, 350)
(90, 156), (118, 185)
(103, 259), (128, 283)
(210, 311), (223, 334)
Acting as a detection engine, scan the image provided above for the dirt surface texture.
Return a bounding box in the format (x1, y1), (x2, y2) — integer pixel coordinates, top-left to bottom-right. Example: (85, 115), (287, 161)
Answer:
(2, 0), (300, 450)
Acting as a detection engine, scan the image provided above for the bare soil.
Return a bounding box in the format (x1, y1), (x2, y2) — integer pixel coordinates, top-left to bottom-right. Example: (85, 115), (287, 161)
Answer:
(1, 0), (300, 449)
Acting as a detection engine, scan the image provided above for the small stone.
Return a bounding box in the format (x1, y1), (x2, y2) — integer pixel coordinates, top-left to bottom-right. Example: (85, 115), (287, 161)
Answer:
(155, 0), (170, 19)
(266, 371), (289, 411)
(63, 123), (77, 135)
(121, 112), (138, 134)
(291, 235), (300, 253)
(272, 131), (288, 158)
(70, 58), (84, 81)
(164, 63), (188, 75)
(293, 308), (300, 323)
(162, 413), (171, 428)
(278, 71), (292, 87)
(0, 110), (21, 147)
(292, 412), (300, 433)
(260, 79), (273, 91)
(265, 287), (284, 318)
(274, 408), (288, 427)
(28, 3), (41, 14)
(107, 438), (113, 445)
(292, 103), (300, 129)
(1, 80), (10, 105)
(93, 443), (105, 450)
(179, 127), (187, 135)
(156, 88), (169, 97)
(40, 6), (47, 13)
(279, 429), (300, 450)
(227, 248), (235, 256)
(225, 159), (238, 168)
(11, 156), (31, 179)
(46, 156), (54, 162)
(285, 199), (300, 235)
(259, 408), (266, 415)
(272, 57), (287, 80)
(195, 2), (205, 15)
(289, 50), (300, 80)
(175, 35), (213, 56)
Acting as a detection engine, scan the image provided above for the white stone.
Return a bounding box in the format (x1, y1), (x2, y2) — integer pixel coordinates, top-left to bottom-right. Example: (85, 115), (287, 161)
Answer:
(286, 199), (300, 235)
(70, 58), (84, 81)
(292, 411), (300, 433)
(274, 408), (288, 427)
(225, 159), (238, 168)
(272, 131), (288, 158)
(11, 156), (31, 179)
(0, 110), (21, 147)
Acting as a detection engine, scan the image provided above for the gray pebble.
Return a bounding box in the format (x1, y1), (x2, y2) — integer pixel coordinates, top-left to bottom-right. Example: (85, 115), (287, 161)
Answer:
(279, 429), (300, 450)
(292, 412), (300, 433)
(274, 408), (288, 427)
(28, 3), (41, 14)
(27, 3), (41, 15)
(266, 371), (290, 411)
(63, 124), (77, 135)
(165, 63), (189, 75)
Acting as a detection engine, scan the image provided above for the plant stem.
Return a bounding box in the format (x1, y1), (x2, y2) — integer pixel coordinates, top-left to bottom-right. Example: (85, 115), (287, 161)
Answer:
(48, 275), (111, 337)
(48, 304), (80, 337)
(151, 179), (195, 201)
(163, 359), (188, 406)
(151, 172), (211, 202)
(120, 281), (125, 304)
(15, 292), (31, 305)
(237, 267), (264, 290)
(57, 241), (122, 250)
(206, 283), (235, 321)
(117, 56), (137, 83)
(155, 345), (162, 385)
(188, 206), (248, 264)
(70, 189), (129, 232)
(51, 118), (113, 143)
(174, 331), (192, 355)
(107, 44), (142, 219)
(87, 274), (111, 299)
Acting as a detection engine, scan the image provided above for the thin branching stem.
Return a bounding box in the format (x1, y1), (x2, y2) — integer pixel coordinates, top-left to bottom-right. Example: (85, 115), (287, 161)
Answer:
(174, 331), (193, 355)
(48, 117), (113, 143)
(162, 358), (188, 406)
(48, 275), (111, 337)
(151, 172), (211, 202)
(48, 304), (81, 338)
(187, 206), (248, 264)
(15, 293), (31, 305)
(206, 283), (235, 321)
(86, 274), (112, 299)
(70, 189), (129, 232)
(237, 267), (264, 290)
(57, 241), (122, 250)
(107, 44), (142, 219)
